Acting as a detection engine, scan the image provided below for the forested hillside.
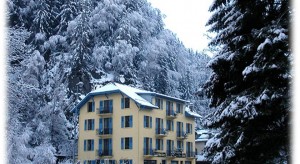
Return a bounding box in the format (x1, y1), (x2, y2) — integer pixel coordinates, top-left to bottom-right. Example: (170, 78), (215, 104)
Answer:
(7, 0), (210, 163)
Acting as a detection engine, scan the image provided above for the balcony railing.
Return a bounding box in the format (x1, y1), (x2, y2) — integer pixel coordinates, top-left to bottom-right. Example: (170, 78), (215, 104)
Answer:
(98, 149), (113, 157)
(166, 149), (176, 158)
(143, 148), (154, 156)
(177, 131), (188, 139)
(166, 110), (177, 118)
(97, 108), (113, 115)
(186, 151), (196, 158)
(97, 128), (113, 136)
(155, 128), (168, 137)
(174, 148), (186, 158)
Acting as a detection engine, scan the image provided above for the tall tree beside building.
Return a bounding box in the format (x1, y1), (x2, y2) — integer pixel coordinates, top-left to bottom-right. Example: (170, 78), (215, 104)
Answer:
(203, 0), (290, 163)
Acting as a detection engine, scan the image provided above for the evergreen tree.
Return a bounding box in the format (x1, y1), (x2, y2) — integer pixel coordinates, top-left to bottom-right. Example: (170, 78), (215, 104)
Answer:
(203, 0), (290, 163)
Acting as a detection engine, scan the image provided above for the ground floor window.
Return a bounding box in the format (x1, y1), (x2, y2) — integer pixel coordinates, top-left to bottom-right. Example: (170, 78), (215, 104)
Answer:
(144, 160), (157, 164)
(185, 161), (191, 164)
(171, 161), (178, 164)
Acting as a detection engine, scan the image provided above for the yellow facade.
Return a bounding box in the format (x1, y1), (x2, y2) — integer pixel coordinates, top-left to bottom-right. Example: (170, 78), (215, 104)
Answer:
(77, 90), (196, 164)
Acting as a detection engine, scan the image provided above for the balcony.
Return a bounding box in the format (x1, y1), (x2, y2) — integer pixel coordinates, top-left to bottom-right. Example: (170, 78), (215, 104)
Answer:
(96, 128), (113, 137)
(174, 148), (186, 158)
(166, 150), (176, 159)
(166, 110), (177, 119)
(186, 151), (196, 159)
(153, 149), (166, 157)
(97, 149), (113, 157)
(177, 131), (188, 140)
(155, 128), (168, 138)
(97, 108), (113, 116)
(143, 149), (154, 158)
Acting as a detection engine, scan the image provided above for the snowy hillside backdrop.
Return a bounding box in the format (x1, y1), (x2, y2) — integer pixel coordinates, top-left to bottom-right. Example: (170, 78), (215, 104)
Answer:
(7, 0), (211, 163)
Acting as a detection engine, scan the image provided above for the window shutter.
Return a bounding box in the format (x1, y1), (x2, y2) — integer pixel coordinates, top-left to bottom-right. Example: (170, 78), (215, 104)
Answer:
(171, 121), (174, 131)
(84, 120), (87, 131)
(191, 124), (193, 133)
(150, 117), (152, 128)
(162, 119), (164, 129)
(156, 139), (158, 150)
(109, 138), (112, 152)
(99, 118), (103, 131)
(109, 118), (112, 133)
(129, 116), (132, 127)
(172, 140), (174, 150)
(186, 123), (188, 133)
(100, 101), (104, 112)
(92, 101), (95, 112)
(155, 118), (158, 130)
(84, 140), (86, 151)
(109, 100), (113, 112)
(121, 138), (124, 149)
(167, 121), (170, 130)
(92, 119), (95, 130)
(162, 140), (164, 150)
(99, 139), (103, 153)
(166, 102), (169, 113)
(91, 140), (94, 150)
(129, 138), (132, 149)
(121, 98), (124, 109)
(143, 138), (146, 154)
(121, 116), (124, 128)
(150, 138), (152, 150)
(161, 100), (163, 110)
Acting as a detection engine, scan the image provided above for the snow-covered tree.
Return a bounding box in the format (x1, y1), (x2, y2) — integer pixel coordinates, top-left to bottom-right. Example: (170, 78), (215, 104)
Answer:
(202, 0), (290, 163)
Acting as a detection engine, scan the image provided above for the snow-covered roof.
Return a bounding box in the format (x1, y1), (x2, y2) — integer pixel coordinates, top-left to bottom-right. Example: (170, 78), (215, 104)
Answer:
(185, 106), (201, 118)
(72, 82), (191, 114)
(196, 129), (209, 135)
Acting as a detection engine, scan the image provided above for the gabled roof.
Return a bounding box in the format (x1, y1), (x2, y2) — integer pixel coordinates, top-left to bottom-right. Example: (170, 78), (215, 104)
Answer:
(72, 83), (158, 113)
(71, 82), (196, 116)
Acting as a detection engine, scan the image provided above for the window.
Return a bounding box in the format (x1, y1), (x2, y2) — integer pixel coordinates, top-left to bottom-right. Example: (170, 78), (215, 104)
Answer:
(120, 160), (132, 164)
(99, 138), (112, 156)
(166, 120), (174, 131)
(155, 118), (165, 135)
(156, 139), (164, 150)
(144, 160), (157, 164)
(98, 118), (113, 135)
(121, 115), (133, 128)
(121, 137), (133, 149)
(176, 103), (181, 114)
(84, 139), (94, 151)
(185, 162), (191, 164)
(84, 119), (94, 130)
(84, 160), (96, 164)
(125, 98), (130, 108)
(144, 137), (153, 155)
(97, 160), (116, 164)
(88, 102), (94, 112)
(99, 100), (113, 113)
(121, 98), (130, 109)
(144, 116), (152, 128)
(177, 140), (183, 151)
(176, 122), (184, 137)
(186, 123), (192, 134)
(155, 98), (162, 109)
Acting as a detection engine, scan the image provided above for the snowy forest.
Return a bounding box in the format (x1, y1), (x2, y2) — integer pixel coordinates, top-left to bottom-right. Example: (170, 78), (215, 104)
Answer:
(7, 0), (211, 163)
(6, 0), (291, 163)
